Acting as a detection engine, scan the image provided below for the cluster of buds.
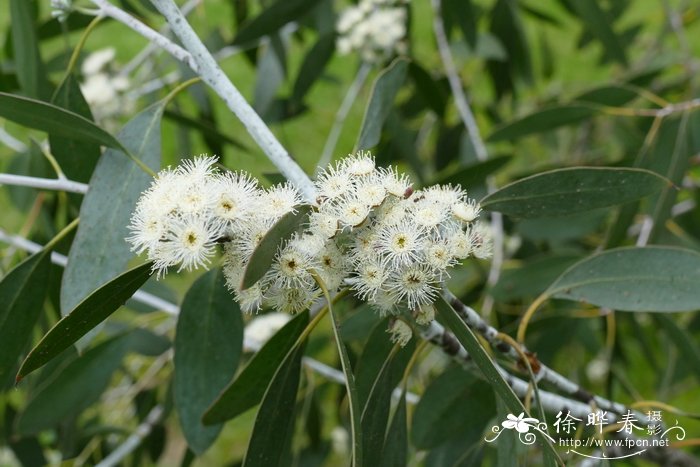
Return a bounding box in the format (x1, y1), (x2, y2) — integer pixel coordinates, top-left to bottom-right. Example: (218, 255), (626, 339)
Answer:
(127, 152), (491, 319)
(80, 48), (132, 124)
(336, 0), (408, 64)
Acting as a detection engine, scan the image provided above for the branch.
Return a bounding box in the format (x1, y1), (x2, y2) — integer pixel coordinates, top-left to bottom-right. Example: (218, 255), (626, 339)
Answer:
(148, 0), (317, 202)
(316, 62), (372, 174)
(95, 405), (164, 467)
(443, 290), (634, 417)
(0, 173), (89, 194)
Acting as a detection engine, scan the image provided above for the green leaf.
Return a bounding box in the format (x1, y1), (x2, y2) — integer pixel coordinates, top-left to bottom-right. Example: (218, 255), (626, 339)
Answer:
(432, 155), (511, 189)
(202, 311), (309, 425)
(17, 334), (130, 435)
(328, 302), (363, 467)
(0, 251), (51, 388)
(433, 296), (561, 464)
(487, 105), (595, 142)
(240, 205), (313, 290)
(243, 343), (304, 467)
(10, 0), (50, 100)
(490, 255), (582, 302)
(411, 366), (494, 449)
(163, 109), (247, 150)
(380, 389), (407, 467)
(0, 92), (124, 151)
(60, 100), (164, 345)
(16, 262), (153, 381)
(254, 34), (286, 117)
(49, 73), (101, 183)
(357, 58), (409, 150)
(174, 268), (244, 455)
(568, 0), (627, 65)
(291, 33), (335, 106)
(480, 167), (668, 218)
(408, 61), (448, 117)
(547, 246), (700, 312)
(233, 0), (323, 45)
(655, 315), (700, 382)
(574, 84), (638, 107)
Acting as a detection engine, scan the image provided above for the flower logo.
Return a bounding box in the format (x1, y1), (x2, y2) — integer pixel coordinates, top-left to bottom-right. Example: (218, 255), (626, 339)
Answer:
(502, 412), (540, 433)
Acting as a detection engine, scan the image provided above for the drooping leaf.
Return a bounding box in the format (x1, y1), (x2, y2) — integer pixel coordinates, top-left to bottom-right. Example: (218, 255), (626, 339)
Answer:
(381, 389), (407, 467)
(163, 109), (247, 150)
(240, 205), (312, 290)
(243, 343), (304, 467)
(202, 311), (309, 425)
(433, 296), (560, 464)
(49, 73), (101, 183)
(357, 58), (409, 150)
(16, 262), (153, 381)
(60, 99), (164, 345)
(233, 0), (323, 45)
(408, 61), (448, 117)
(291, 33), (336, 107)
(480, 167), (668, 218)
(0, 251), (51, 388)
(10, 0), (50, 100)
(0, 92), (124, 151)
(432, 155), (511, 189)
(487, 105), (595, 142)
(547, 246), (700, 312)
(174, 268), (244, 454)
(17, 334), (130, 435)
(568, 0), (627, 65)
(411, 366), (494, 449)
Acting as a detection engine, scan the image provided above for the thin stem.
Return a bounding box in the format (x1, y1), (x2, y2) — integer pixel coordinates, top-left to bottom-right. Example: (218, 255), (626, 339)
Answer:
(0, 173), (88, 194)
(43, 217), (80, 251)
(316, 62), (372, 174)
(94, 405), (164, 467)
(313, 272), (362, 467)
(88, 0), (198, 72)
(149, 0), (317, 202)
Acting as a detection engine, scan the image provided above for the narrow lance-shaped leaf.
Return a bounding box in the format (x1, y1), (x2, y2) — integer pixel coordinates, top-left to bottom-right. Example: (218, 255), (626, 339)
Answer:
(433, 296), (561, 465)
(487, 105), (596, 142)
(10, 0), (50, 100)
(16, 262), (153, 381)
(381, 389), (408, 467)
(357, 58), (409, 150)
(568, 0), (627, 65)
(546, 246), (700, 312)
(202, 311), (309, 425)
(240, 205), (313, 290)
(243, 343), (305, 467)
(480, 167), (669, 218)
(174, 268), (244, 455)
(60, 98), (165, 350)
(0, 92), (125, 151)
(0, 251), (51, 388)
(233, 0), (324, 45)
(17, 334), (131, 435)
(431, 155), (511, 190)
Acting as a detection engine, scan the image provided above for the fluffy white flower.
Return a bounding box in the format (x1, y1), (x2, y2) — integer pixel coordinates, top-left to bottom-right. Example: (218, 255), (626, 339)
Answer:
(376, 220), (426, 267)
(386, 263), (438, 310)
(261, 182), (302, 219)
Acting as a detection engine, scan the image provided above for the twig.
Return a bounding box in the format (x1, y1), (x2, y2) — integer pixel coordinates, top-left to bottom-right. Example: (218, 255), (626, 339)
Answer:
(316, 62), (372, 174)
(88, 0), (197, 72)
(0, 173), (89, 194)
(0, 126), (28, 153)
(149, 0), (317, 202)
(443, 290), (635, 418)
(431, 0), (504, 316)
(95, 405), (164, 467)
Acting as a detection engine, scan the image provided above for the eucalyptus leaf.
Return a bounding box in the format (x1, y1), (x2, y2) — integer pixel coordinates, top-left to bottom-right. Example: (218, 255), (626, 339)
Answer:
(60, 99), (164, 349)
(381, 389), (407, 467)
(547, 246), (700, 312)
(357, 58), (409, 150)
(16, 262), (153, 381)
(487, 105), (595, 142)
(568, 0), (627, 65)
(17, 334), (130, 435)
(0, 251), (51, 388)
(202, 311), (309, 425)
(0, 92), (124, 151)
(240, 205), (312, 290)
(10, 0), (49, 100)
(243, 343), (304, 467)
(480, 167), (668, 218)
(174, 268), (244, 454)
(432, 155), (511, 189)
(292, 33), (336, 106)
(233, 0), (323, 45)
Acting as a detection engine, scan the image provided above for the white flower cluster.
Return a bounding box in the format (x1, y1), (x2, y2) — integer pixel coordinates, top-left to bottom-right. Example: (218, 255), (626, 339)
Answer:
(80, 48), (132, 123)
(127, 153), (491, 318)
(336, 0), (408, 64)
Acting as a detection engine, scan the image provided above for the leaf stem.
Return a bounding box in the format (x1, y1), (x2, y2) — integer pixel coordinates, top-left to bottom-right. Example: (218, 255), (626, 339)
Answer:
(43, 217), (80, 252)
(517, 292), (548, 344)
